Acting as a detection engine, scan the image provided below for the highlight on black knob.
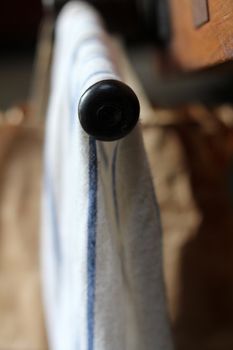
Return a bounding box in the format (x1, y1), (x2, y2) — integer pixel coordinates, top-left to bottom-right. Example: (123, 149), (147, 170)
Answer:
(78, 80), (140, 142)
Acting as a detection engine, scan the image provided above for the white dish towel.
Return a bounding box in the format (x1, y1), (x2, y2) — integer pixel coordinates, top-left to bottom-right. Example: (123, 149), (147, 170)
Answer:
(41, 2), (174, 350)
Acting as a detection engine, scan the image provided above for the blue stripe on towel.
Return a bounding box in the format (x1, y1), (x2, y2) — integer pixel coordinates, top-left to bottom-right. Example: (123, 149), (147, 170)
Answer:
(87, 137), (98, 350)
(44, 166), (62, 270)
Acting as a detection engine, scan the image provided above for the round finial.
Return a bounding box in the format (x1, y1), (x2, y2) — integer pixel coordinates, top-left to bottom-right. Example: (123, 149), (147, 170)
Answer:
(78, 80), (140, 141)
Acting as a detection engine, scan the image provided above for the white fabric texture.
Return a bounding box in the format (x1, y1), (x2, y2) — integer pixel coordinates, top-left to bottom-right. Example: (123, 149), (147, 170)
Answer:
(41, 2), (174, 350)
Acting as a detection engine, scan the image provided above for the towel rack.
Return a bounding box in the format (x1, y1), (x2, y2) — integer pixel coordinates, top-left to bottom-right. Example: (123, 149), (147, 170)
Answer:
(39, 0), (233, 136)
(79, 80), (140, 142)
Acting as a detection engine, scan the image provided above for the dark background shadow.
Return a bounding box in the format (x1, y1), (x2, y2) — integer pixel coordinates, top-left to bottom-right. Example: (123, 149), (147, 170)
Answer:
(173, 121), (233, 350)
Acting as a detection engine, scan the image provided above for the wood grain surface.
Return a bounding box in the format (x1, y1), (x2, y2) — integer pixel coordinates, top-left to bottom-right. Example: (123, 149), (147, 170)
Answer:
(0, 120), (48, 350)
(142, 104), (233, 350)
(168, 0), (233, 70)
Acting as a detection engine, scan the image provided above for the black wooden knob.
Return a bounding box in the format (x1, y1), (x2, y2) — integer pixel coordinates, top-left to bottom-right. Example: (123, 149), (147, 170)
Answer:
(78, 80), (140, 142)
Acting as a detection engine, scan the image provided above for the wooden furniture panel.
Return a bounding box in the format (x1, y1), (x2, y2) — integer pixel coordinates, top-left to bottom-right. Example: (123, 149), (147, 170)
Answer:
(168, 0), (233, 70)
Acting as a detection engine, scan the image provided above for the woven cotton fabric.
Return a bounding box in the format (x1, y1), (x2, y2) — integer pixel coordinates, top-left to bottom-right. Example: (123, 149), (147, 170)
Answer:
(41, 2), (173, 350)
